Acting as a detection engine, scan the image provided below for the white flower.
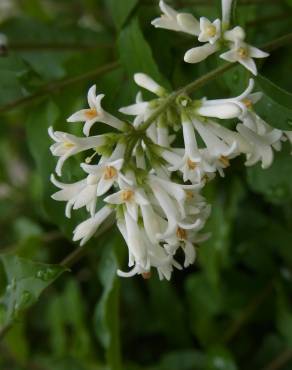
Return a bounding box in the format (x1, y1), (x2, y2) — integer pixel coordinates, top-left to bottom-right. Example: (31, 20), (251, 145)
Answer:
(220, 41), (269, 75)
(165, 226), (209, 268)
(148, 176), (202, 239)
(196, 78), (257, 120)
(117, 216), (181, 280)
(119, 91), (153, 127)
(104, 177), (149, 221)
(191, 117), (238, 160)
(237, 123), (282, 169)
(221, 0), (233, 26)
(51, 174), (99, 218)
(151, 0), (200, 35)
(48, 127), (106, 176)
(224, 26), (245, 42)
(197, 100), (241, 119)
(73, 206), (113, 246)
(184, 43), (219, 64)
(81, 158), (124, 196)
(67, 85), (126, 135)
(198, 17), (221, 45)
(134, 73), (166, 96)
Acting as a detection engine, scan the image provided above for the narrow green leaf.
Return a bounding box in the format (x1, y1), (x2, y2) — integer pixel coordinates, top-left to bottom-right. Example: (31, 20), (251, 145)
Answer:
(94, 232), (121, 370)
(255, 75), (292, 131)
(107, 0), (138, 29)
(199, 177), (245, 286)
(118, 17), (169, 88)
(0, 255), (66, 328)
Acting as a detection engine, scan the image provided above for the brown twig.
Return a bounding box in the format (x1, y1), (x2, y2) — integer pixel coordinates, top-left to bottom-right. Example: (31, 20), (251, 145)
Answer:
(8, 42), (112, 52)
(0, 61), (120, 114)
(262, 348), (292, 370)
(222, 279), (275, 344)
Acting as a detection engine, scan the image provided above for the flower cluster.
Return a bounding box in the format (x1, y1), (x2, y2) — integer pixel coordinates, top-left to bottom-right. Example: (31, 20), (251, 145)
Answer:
(49, 73), (290, 279)
(49, 0), (291, 279)
(151, 0), (268, 75)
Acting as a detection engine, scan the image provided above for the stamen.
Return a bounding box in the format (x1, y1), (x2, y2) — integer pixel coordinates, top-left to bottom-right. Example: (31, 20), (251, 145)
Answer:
(85, 151), (98, 164)
(237, 47), (249, 59)
(104, 166), (117, 180)
(219, 156), (230, 167)
(243, 98), (253, 109)
(121, 189), (134, 202)
(187, 159), (197, 170)
(176, 227), (187, 240)
(206, 25), (217, 37)
(85, 108), (98, 119)
(185, 190), (194, 199)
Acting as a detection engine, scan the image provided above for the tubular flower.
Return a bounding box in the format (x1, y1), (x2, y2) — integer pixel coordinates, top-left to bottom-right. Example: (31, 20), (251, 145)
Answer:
(152, 0), (269, 75)
(49, 50), (290, 280)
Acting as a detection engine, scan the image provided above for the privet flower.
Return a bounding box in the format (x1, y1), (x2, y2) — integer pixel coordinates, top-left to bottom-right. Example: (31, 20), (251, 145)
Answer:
(49, 0), (291, 280)
(152, 0), (268, 75)
(49, 72), (291, 280)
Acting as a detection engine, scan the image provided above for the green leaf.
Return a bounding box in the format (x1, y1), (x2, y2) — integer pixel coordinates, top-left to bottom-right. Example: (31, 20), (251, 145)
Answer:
(276, 283), (292, 345)
(255, 75), (292, 131)
(106, 0), (138, 29)
(118, 17), (169, 89)
(199, 177), (245, 286)
(185, 273), (223, 346)
(47, 279), (91, 358)
(247, 144), (292, 204)
(94, 231), (121, 370)
(0, 254), (65, 328)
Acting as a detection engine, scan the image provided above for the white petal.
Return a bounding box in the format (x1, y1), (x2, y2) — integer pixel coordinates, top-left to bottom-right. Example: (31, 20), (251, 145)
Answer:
(249, 46), (269, 59)
(87, 85), (97, 109)
(96, 178), (114, 196)
(222, 0), (233, 25)
(224, 26), (246, 42)
(134, 73), (163, 95)
(197, 103), (241, 119)
(220, 49), (238, 62)
(104, 191), (124, 205)
(119, 102), (149, 116)
(177, 13), (200, 35)
(239, 57), (257, 76)
(67, 109), (89, 123)
(159, 0), (177, 18)
(184, 43), (218, 64)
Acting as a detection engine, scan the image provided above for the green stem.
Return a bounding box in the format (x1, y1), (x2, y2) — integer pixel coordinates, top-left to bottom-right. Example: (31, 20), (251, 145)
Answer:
(139, 32), (292, 132)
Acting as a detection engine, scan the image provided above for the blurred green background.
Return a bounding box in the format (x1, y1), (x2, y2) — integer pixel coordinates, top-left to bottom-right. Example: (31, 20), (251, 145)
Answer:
(0, 0), (292, 369)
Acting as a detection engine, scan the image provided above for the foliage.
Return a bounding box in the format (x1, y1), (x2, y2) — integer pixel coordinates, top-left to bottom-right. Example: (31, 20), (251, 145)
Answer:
(0, 0), (292, 369)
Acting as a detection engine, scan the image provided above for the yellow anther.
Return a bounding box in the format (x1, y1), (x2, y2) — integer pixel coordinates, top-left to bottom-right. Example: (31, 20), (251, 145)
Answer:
(121, 189), (134, 202)
(237, 47), (249, 59)
(85, 108), (98, 119)
(219, 156), (230, 167)
(104, 166), (117, 180)
(187, 159), (197, 170)
(185, 190), (194, 199)
(206, 25), (217, 37)
(243, 98), (253, 109)
(176, 227), (187, 241)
